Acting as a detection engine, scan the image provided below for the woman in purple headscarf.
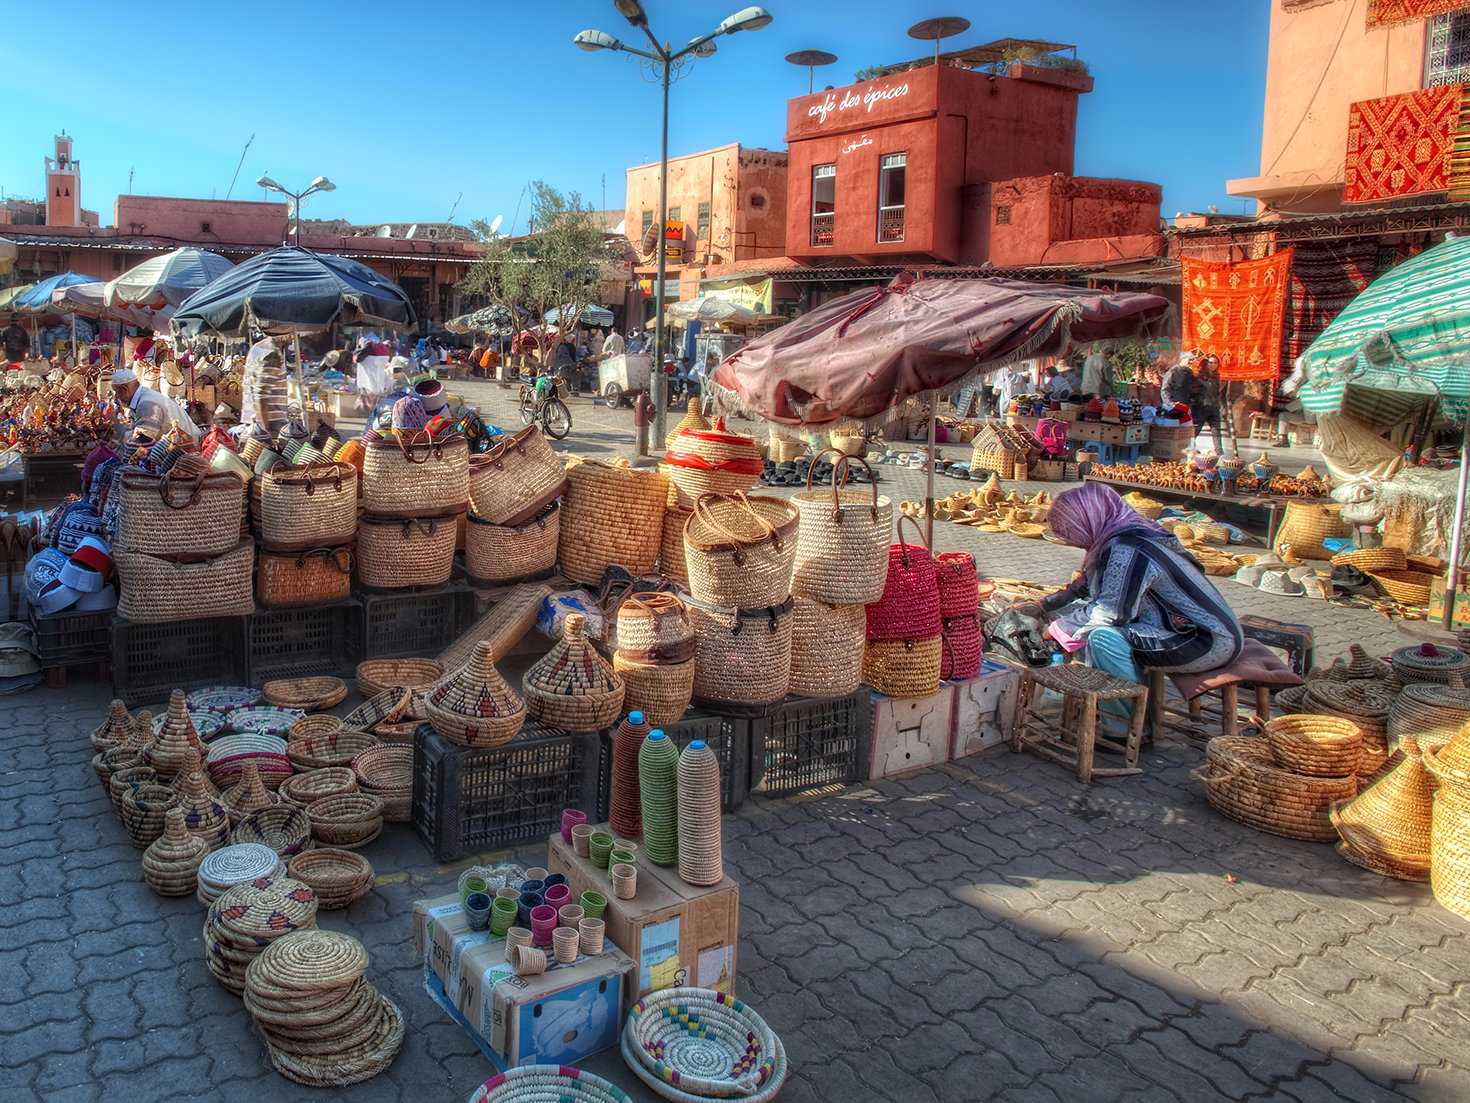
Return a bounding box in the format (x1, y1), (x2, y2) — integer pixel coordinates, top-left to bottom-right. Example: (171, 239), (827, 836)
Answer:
(1034, 483), (1242, 689)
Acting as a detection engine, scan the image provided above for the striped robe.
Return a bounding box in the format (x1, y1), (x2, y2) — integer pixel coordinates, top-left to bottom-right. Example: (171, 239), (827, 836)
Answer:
(1041, 533), (1243, 674)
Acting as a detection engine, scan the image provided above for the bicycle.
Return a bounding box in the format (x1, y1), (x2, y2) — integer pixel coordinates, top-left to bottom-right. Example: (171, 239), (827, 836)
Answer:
(517, 374), (573, 440)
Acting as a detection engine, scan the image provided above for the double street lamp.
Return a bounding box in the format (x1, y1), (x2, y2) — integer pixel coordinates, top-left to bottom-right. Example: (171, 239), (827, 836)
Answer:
(575, 2), (772, 444)
(257, 174), (337, 247)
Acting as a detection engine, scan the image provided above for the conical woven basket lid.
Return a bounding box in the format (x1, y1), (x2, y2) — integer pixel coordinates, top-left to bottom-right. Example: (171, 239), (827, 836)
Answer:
(225, 760), (277, 816)
(525, 614), (620, 697)
(429, 641), (524, 723)
(666, 398), (710, 445)
(93, 700), (132, 748)
(1344, 644), (1390, 680)
(1333, 737), (1434, 858)
(146, 807), (207, 862)
(126, 710), (154, 753)
(1429, 718), (1470, 778)
(149, 691), (201, 775)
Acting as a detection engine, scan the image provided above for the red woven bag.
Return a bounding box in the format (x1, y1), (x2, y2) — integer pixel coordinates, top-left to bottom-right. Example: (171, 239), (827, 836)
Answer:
(941, 613), (982, 681)
(866, 515), (941, 642)
(935, 551), (979, 617)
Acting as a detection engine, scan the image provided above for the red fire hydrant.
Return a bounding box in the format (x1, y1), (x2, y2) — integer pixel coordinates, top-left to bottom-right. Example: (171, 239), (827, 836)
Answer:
(633, 392), (653, 456)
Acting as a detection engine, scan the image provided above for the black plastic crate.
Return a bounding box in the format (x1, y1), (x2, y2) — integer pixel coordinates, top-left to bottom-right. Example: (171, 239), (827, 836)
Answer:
(113, 615), (248, 708)
(361, 584), (472, 659)
(31, 608), (113, 667)
(413, 721), (603, 862)
(594, 710), (753, 820)
(247, 600), (362, 683)
(750, 690), (871, 797)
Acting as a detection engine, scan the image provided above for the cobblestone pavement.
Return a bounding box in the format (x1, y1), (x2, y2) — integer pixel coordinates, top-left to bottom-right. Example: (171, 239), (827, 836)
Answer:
(5, 384), (1467, 1102)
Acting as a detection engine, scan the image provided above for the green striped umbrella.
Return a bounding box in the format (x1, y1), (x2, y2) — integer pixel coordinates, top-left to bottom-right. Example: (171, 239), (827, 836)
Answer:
(1300, 234), (1470, 424)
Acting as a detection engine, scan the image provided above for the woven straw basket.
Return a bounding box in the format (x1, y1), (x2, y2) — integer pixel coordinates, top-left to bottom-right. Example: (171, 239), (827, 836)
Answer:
(425, 641), (526, 747)
(523, 614), (625, 731)
(116, 466), (245, 557)
(866, 515), (942, 643)
(789, 597), (866, 699)
(360, 429), (469, 516)
(1273, 501), (1347, 560)
(466, 504), (559, 584)
(1195, 735), (1357, 842)
(1261, 713), (1362, 778)
(662, 421), (762, 509)
(687, 595), (793, 710)
(667, 398), (711, 450)
(612, 655), (695, 727)
(259, 462), (357, 551)
(117, 539), (255, 622)
(357, 515), (457, 589)
(790, 451), (892, 605)
(256, 547), (352, 608)
(558, 461), (667, 584)
(659, 504), (692, 587)
(864, 635), (942, 698)
(469, 425), (567, 525)
(683, 493), (799, 608)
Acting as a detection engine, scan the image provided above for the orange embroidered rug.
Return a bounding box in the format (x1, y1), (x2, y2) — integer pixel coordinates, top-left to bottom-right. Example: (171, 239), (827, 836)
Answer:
(1345, 85), (1460, 203)
(1367, 0), (1467, 28)
(1181, 249), (1293, 383)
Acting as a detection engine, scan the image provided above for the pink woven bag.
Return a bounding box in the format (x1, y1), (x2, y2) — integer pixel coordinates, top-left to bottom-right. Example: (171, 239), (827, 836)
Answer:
(941, 613), (983, 681)
(935, 551), (979, 617)
(865, 515), (941, 643)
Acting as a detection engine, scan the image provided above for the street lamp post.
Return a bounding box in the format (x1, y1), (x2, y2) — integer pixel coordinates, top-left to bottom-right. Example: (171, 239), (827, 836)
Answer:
(256, 174), (337, 247)
(575, 4), (772, 445)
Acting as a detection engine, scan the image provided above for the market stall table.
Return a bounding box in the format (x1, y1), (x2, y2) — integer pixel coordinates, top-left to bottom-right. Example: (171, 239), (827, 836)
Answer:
(1083, 474), (1331, 548)
(22, 450), (86, 508)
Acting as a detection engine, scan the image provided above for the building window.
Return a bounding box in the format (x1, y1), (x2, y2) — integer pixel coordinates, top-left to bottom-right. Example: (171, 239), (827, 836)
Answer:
(1426, 11), (1470, 86)
(641, 210), (654, 235)
(995, 205), (1012, 225)
(668, 206), (682, 222)
(750, 193), (767, 209)
(811, 163), (836, 247)
(877, 153), (906, 243)
(697, 202), (711, 242)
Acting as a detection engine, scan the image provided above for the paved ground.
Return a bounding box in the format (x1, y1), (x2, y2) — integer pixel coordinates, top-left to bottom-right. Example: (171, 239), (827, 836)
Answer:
(4, 383), (1467, 1102)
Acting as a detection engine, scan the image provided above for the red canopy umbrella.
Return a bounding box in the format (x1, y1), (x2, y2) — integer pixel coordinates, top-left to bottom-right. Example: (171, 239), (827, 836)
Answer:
(712, 272), (1170, 425)
(710, 272), (1173, 543)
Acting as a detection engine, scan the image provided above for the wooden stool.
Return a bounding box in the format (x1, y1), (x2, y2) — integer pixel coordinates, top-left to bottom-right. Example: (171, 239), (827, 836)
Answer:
(1248, 412), (1277, 442)
(1239, 615), (1315, 677)
(1147, 638), (1303, 743)
(1011, 664), (1148, 784)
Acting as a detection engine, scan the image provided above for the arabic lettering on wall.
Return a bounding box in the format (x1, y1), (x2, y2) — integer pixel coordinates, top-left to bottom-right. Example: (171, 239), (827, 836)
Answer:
(806, 81), (911, 126)
(840, 135), (873, 156)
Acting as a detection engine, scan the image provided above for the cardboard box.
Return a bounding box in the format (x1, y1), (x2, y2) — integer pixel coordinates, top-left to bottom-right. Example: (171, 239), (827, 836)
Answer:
(413, 893), (632, 1069)
(868, 685), (955, 780)
(547, 828), (738, 1007)
(1430, 577), (1470, 628)
(950, 661), (1020, 759)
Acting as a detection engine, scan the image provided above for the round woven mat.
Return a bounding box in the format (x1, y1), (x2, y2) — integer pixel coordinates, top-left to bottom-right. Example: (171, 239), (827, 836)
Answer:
(254, 929), (369, 992)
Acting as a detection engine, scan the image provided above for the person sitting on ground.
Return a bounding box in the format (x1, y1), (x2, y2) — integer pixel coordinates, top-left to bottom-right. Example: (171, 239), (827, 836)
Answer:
(1018, 483), (1242, 729)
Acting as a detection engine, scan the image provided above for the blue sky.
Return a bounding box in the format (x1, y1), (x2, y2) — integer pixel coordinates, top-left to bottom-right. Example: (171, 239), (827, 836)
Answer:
(0, 0), (1268, 232)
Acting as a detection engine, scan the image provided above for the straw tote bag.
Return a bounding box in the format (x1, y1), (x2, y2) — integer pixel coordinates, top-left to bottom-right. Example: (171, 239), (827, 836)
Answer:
(259, 462), (358, 551)
(256, 546), (353, 608)
(866, 515), (942, 643)
(468, 425), (567, 525)
(683, 493), (799, 608)
(360, 429), (469, 517)
(686, 595), (794, 711)
(789, 597), (866, 699)
(465, 504), (559, 584)
(116, 539), (255, 623)
(790, 450), (891, 605)
(116, 466), (245, 557)
(558, 460), (667, 584)
(357, 515), (457, 589)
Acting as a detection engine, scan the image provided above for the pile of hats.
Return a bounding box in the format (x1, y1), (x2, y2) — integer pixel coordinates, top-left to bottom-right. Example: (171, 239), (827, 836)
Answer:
(204, 876), (319, 994)
(26, 536), (117, 616)
(241, 929), (404, 1087)
(391, 378), (451, 432)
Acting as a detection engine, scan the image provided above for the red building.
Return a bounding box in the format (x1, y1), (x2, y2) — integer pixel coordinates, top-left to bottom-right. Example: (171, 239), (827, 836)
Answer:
(783, 56), (1162, 269)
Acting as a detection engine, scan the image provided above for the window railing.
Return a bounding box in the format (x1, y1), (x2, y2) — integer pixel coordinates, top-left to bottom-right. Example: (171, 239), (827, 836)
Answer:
(878, 206), (905, 243)
(811, 212), (834, 247)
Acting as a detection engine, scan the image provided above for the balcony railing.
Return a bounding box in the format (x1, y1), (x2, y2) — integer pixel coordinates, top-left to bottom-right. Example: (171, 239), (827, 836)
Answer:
(878, 206), (905, 243)
(811, 212), (834, 247)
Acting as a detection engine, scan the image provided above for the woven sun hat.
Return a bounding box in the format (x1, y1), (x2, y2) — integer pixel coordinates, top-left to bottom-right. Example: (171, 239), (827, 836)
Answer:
(1258, 568), (1304, 596)
(391, 395), (430, 431)
(1233, 562), (1267, 588)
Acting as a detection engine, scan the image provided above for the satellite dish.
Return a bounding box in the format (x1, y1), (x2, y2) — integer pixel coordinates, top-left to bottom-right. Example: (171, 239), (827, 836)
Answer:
(785, 49), (838, 94)
(378, 225), (393, 237)
(488, 214), (504, 236)
(406, 224), (419, 239)
(907, 16), (970, 64)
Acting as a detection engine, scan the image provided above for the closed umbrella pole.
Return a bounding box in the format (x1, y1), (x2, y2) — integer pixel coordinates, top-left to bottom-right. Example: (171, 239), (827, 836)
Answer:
(927, 401), (936, 550)
(1447, 419), (1470, 629)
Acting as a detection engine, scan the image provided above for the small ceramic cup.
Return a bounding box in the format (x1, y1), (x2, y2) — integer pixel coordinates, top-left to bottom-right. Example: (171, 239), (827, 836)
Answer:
(464, 892), (491, 931)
